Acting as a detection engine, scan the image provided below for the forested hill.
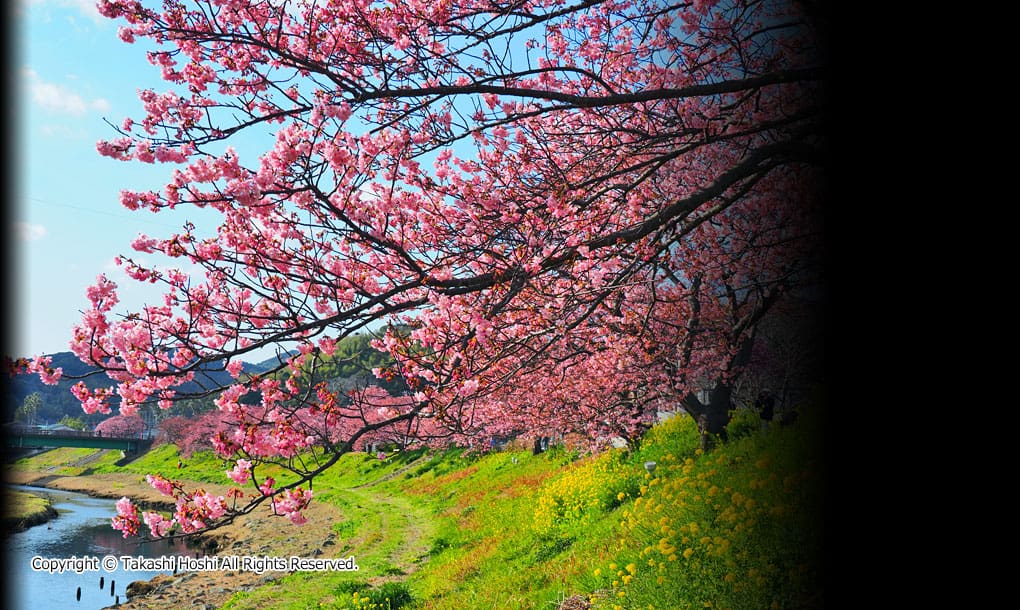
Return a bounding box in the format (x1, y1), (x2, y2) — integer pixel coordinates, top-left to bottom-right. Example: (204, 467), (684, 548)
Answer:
(6, 334), (404, 425)
(4, 351), (269, 426)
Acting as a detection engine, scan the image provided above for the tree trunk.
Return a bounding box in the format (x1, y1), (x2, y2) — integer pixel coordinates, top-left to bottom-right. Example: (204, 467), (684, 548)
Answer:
(704, 384), (733, 438)
(683, 384), (733, 442)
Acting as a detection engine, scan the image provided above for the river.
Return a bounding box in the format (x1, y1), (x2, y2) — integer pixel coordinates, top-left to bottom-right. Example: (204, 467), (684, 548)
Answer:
(5, 485), (195, 610)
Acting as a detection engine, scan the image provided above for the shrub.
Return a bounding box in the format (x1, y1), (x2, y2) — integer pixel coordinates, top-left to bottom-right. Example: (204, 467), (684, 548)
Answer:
(533, 450), (641, 531)
(372, 582), (413, 608)
(725, 406), (762, 440)
(593, 410), (824, 609)
(335, 581), (413, 610)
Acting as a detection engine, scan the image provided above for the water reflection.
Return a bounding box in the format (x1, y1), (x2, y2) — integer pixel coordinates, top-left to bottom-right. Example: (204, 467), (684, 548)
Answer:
(5, 485), (195, 610)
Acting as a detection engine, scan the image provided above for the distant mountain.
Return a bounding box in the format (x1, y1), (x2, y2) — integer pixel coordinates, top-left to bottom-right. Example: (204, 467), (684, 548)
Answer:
(247, 350), (299, 373)
(4, 351), (271, 425)
(5, 340), (404, 424)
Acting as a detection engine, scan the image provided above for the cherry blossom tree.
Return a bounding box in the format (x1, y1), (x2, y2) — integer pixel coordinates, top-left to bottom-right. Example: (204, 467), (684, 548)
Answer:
(21, 0), (826, 537)
(95, 413), (146, 437)
(155, 415), (192, 446)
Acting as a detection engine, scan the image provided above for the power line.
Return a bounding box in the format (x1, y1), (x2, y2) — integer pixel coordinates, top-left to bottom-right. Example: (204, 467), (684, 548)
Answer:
(25, 196), (187, 231)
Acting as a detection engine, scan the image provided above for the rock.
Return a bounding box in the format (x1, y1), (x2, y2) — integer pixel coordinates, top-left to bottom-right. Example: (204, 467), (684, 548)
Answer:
(126, 580), (155, 597)
(557, 595), (592, 610)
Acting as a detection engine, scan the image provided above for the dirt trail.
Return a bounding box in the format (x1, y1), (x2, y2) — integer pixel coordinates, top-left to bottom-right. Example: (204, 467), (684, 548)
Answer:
(346, 485), (435, 583)
(350, 457), (425, 489)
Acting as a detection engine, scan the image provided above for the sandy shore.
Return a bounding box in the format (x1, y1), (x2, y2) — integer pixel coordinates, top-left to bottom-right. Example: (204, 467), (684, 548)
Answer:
(6, 469), (346, 609)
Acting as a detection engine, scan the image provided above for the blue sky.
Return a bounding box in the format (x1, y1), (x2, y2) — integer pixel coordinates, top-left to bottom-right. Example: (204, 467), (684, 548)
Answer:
(12, 1), (215, 358)
(10, 1), (483, 362)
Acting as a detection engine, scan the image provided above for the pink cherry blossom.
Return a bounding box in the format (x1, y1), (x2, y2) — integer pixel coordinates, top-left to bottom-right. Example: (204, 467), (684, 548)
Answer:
(146, 474), (175, 497)
(225, 458), (252, 485)
(18, 0), (823, 540)
(142, 511), (174, 537)
(112, 497), (141, 538)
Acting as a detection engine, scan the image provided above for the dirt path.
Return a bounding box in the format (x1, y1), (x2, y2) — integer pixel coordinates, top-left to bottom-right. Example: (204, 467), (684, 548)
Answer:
(347, 455), (435, 581)
(350, 457), (425, 490)
(345, 486), (434, 583)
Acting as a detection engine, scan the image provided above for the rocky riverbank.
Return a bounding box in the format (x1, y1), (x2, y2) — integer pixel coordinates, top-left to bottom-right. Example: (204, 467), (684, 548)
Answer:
(4, 469), (346, 609)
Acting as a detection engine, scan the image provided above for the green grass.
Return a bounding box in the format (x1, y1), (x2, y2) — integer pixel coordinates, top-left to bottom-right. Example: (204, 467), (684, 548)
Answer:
(11, 407), (824, 609)
(4, 489), (53, 521)
(90, 443), (234, 482)
(12, 447), (106, 475)
(582, 409), (826, 609)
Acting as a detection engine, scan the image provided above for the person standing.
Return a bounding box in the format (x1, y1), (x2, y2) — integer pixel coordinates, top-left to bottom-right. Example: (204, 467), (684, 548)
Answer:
(755, 389), (775, 433)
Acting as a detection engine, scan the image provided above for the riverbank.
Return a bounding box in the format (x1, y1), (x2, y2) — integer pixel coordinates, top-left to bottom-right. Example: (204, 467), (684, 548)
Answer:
(6, 410), (825, 609)
(3, 488), (59, 534)
(4, 468), (347, 609)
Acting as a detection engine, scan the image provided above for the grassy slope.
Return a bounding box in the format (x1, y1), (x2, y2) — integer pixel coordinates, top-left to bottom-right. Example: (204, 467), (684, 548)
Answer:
(10, 407), (825, 610)
(221, 405), (824, 610)
(4, 489), (55, 523)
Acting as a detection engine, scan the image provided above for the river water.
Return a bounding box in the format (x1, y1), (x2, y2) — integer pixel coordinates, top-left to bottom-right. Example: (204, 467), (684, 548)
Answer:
(5, 485), (195, 610)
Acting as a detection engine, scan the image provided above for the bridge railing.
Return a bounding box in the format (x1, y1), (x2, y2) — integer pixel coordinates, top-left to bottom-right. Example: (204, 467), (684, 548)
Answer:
(3, 426), (152, 441)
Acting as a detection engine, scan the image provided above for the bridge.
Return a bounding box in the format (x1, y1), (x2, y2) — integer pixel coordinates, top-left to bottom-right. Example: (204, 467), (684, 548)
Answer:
(4, 428), (154, 454)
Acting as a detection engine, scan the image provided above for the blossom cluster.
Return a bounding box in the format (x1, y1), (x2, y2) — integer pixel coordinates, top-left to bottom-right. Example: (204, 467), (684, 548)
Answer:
(32, 0), (823, 538)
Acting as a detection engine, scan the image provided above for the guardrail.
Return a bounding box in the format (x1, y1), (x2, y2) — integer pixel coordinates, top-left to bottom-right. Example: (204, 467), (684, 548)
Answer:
(4, 429), (155, 453)
(4, 427), (156, 440)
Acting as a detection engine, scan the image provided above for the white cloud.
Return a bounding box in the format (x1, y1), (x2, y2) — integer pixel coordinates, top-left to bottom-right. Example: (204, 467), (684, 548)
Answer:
(66, 0), (103, 21)
(25, 69), (111, 117)
(68, 0), (103, 23)
(13, 222), (47, 242)
(20, 0), (103, 23)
